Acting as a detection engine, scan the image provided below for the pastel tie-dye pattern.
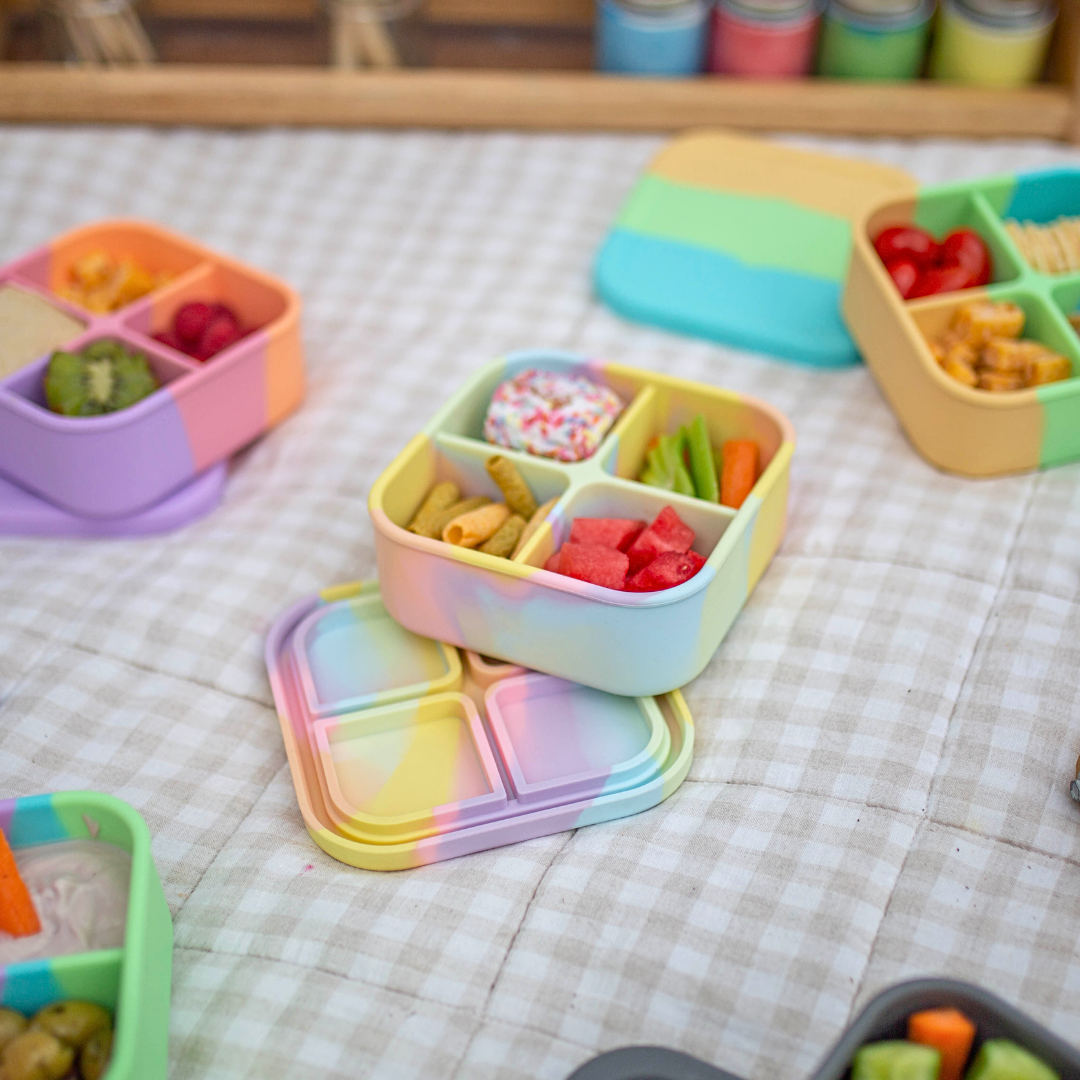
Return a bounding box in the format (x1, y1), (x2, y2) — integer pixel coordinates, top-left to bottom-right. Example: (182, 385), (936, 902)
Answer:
(265, 582), (695, 872)
(368, 350), (795, 697)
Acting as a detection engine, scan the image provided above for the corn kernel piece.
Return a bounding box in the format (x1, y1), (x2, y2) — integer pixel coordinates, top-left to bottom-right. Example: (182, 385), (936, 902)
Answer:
(978, 370), (1025, 392)
(69, 250), (114, 289)
(943, 353), (979, 387)
(111, 260), (156, 308)
(952, 301), (1025, 345)
(944, 340), (977, 370)
(1028, 352), (1072, 386)
(982, 337), (1047, 373)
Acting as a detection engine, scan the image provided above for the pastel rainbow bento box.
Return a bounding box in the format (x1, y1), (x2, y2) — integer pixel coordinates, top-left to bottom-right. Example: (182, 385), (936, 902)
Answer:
(844, 167), (1080, 478)
(0, 791), (172, 1080)
(368, 351), (795, 698)
(266, 580), (694, 871)
(0, 219), (303, 519)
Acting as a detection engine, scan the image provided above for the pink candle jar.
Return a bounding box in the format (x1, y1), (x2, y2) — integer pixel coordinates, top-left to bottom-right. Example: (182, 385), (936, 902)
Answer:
(709, 0), (821, 76)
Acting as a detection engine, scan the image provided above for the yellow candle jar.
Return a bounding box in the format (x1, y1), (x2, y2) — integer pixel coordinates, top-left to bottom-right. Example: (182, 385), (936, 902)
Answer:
(930, 0), (1055, 87)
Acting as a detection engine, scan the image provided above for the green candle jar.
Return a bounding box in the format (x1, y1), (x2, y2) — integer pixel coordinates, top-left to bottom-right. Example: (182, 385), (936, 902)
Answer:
(817, 0), (933, 78)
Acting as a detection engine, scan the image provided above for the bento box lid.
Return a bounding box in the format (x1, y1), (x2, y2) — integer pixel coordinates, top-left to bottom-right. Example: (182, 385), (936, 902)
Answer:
(266, 580), (695, 870)
(594, 131), (916, 368)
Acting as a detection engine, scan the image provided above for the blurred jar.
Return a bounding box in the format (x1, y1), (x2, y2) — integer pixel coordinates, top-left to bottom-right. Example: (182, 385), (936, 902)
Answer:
(596, 0), (710, 76)
(817, 0), (933, 78)
(326, 0), (428, 68)
(929, 0), (1055, 86)
(709, 0), (821, 76)
(41, 0), (156, 64)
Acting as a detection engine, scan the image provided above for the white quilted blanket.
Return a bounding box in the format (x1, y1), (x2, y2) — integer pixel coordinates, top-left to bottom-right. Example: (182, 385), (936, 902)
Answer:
(1, 126), (1078, 1080)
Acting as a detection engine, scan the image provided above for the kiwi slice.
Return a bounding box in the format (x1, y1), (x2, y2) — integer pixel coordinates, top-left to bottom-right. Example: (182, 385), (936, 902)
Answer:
(44, 340), (159, 417)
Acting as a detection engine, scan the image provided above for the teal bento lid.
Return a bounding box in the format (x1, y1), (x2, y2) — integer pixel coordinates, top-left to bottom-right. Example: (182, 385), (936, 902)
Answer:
(595, 131), (916, 367)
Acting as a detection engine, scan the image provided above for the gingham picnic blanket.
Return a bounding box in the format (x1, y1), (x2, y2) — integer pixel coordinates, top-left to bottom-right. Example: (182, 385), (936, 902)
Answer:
(0, 126), (1078, 1080)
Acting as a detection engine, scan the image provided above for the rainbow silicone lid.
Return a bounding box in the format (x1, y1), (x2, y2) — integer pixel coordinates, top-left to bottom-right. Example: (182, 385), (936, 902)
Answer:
(0, 219), (304, 523)
(266, 580), (694, 872)
(845, 167), (1080, 476)
(0, 791), (172, 1080)
(368, 349), (795, 698)
(595, 131), (915, 367)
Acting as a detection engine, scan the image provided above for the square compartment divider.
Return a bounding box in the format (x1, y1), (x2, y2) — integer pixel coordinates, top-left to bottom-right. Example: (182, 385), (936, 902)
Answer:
(846, 167), (1080, 476)
(0, 218), (304, 520)
(368, 349), (794, 697)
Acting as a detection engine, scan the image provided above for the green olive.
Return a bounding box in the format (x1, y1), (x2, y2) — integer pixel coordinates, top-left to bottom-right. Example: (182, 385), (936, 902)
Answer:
(79, 1027), (112, 1080)
(0, 1012), (28, 1055)
(30, 1002), (110, 1051)
(0, 1030), (74, 1080)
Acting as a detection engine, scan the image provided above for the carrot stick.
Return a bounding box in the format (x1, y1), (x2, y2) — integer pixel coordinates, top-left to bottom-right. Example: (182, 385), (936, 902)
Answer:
(720, 440), (759, 509)
(0, 828), (41, 937)
(908, 1007), (977, 1080)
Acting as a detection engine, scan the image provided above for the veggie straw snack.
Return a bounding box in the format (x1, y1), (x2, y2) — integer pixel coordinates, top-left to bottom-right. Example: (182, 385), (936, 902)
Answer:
(1005, 216), (1080, 275)
(405, 455), (550, 560)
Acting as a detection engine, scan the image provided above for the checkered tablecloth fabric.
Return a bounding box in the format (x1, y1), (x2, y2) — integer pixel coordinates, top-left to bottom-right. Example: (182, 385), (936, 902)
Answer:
(0, 126), (1078, 1080)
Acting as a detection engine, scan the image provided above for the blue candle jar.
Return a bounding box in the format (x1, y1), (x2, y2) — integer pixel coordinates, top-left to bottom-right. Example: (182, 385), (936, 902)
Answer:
(596, 0), (710, 76)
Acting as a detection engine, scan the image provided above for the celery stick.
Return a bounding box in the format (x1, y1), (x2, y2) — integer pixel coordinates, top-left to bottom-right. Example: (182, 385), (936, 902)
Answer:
(686, 414), (719, 502)
(661, 433), (694, 496)
(640, 445), (674, 490)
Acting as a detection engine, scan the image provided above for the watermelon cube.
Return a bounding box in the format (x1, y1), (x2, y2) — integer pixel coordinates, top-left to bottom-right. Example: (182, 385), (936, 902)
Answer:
(544, 551), (562, 573)
(568, 517), (646, 552)
(625, 550), (705, 592)
(557, 542), (629, 590)
(626, 506), (695, 574)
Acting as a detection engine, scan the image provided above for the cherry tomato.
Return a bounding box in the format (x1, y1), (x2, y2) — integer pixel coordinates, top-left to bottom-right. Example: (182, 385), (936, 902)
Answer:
(885, 257), (920, 299)
(908, 264), (974, 299)
(941, 228), (992, 286)
(874, 225), (939, 266)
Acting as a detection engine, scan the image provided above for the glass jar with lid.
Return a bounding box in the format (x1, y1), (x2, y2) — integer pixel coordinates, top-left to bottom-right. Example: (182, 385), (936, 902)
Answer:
(596, 0), (710, 76)
(929, 0), (1056, 86)
(708, 0), (822, 76)
(817, 0), (934, 78)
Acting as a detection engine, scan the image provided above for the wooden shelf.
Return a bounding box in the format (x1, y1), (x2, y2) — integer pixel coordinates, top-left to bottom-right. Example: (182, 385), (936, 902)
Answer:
(0, 65), (1070, 137)
(1, 0), (595, 25)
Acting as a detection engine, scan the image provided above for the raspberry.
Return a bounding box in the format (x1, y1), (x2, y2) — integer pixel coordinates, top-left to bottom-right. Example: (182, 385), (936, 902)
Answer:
(195, 315), (242, 361)
(173, 302), (214, 344)
(152, 330), (184, 351)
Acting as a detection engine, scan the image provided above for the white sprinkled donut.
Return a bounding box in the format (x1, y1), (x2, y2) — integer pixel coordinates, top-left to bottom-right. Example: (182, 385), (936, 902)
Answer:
(484, 369), (624, 463)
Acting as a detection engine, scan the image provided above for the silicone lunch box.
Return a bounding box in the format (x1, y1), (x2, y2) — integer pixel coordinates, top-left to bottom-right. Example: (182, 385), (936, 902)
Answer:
(368, 350), (795, 698)
(0, 219), (304, 518)
(845, 167), (1080, 478)
(0, 791), (173, 1080)
(566, 978), (1080, 1079)
(265, 580), (694, 872)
